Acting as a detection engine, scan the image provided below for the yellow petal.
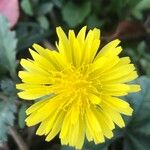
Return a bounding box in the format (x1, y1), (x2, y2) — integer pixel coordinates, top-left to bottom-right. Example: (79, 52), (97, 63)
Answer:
(101, 102), (125, 128)
(29, 48), (56, 71)
(88, 93), (101, 104)
(25, 95), (65, 126)
(69, 121), (80, 146)
(96, 39), (121, 59)
(33, 43), (67, 70)
(83, 28), (100, 64)
(90, 56), (120, 79)
(112, 57), (131, 68)
(18, 72), (53, 84)
(56, 27), (72, 63)
(94, 109), (113, 139)
(17, 89), (51, 100)
(74, 118), (85, 149)
(85, 107), (104, 144)
(129, 84), (141, 92)
(103, 96), (133, 116)
(45, 111), (65, 141)
(60, 110), (71, 141)
(101, 71), (138, 84)
(77, 26), (87, 45)
(20, 59), (49, 75)
(73, 38), (82, 67)
(102, 84), (130, 96)
(100, 64), (136, 83)
(26, 99), (50, 115)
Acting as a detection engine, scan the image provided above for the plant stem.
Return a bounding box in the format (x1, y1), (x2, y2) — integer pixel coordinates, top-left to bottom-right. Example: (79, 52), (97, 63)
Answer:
(9, 127), (28, 150)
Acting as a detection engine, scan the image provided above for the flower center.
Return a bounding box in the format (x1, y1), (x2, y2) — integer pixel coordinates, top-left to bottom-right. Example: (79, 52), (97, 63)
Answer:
(52, 65), (92, 95)
(63, 68), (90, 92)
(50, 65), (102, 114)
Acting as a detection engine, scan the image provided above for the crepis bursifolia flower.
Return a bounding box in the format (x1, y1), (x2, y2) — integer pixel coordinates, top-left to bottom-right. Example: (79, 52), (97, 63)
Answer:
(16, 26), (140, 149)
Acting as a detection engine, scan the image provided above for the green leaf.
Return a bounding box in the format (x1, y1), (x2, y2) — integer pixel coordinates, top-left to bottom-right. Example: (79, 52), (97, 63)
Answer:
(0, 79), (16, 96)
(62, 1), (91, 27)
(0, 15), (17, 79)
(38, 2), (53, 15)
(137, 41), (146, 56)
(133, 0), (150, 11)
(0, 98), (17, 141)
(0, 65), (7, 78)
(132, 0), (150, 20)
(140, 58), (150, 76)
(37, 15), (49, 30)
(86, 14), (104, 29)
(18, 104), (27, 129)
(21, 0), (33, 16)
(123, 76), (150, 150)
(17, 22), (49, 50)
(126, 76), (150, 114)
(52, 0), (63, 8)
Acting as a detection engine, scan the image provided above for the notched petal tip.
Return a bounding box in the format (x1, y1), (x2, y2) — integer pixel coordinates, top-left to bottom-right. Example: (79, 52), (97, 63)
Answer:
(18, 71), (24, 78)
(17, 92), (28, 100)
(28, 48), (34, 53)
(56, 26), (62, 30)
(32, 43), (38, 47)
(56, 26), (64, 35)
(25, 118), (32, 127)
(128, 107), (134, 116)
(35, 128), (44, 136)
(77, 26), (87, 37)
(20, 59), (32, 69)
(93, 27), (101, 39)
(16, 83), (24, 90)
(25, 106), (33, 115)
(17, 92), (22, 98)
(16, 84), (19, 89)
(25, 110), (30, 116)
(45, 137), (50, 142)
(32, 43), (45, 52)
(32, 43), (39, 50)
(114, 39), (121, 44)
(20, 58), (25, 65)
(129, 84), (141, 93)
(79, 25), (87, 32)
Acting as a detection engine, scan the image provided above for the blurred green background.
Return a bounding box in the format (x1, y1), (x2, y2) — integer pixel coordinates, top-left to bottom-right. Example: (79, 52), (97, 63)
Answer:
(0, 0), (150, 150)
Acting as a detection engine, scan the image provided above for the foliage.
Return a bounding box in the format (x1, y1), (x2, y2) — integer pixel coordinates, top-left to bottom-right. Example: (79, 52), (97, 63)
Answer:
(0, 98), (17, 141)
(0, 15), (17, 79)
(21, 0), (33, 16)
(18, 104), (27, 129)
(123, 77), (150, 150)
(62, 1), (91, 27)
(0, 79), (17, 142)
(0, 16), (17, 142)
(0, 0), (150, 149)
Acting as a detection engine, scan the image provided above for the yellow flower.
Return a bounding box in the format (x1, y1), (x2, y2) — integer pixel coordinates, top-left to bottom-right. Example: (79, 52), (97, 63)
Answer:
(16, 26), (140, 149)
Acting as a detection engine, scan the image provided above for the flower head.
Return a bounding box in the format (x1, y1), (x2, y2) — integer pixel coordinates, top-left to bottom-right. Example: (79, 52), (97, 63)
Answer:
(16, 26), (140, 149)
